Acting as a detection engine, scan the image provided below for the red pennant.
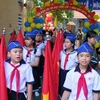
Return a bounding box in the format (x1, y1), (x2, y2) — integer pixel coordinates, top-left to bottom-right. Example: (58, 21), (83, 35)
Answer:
(9, 30), (16, 43)
(16, 30), (25, 46)
(42, 40), (56, 100)
(0, 31), (8, 100)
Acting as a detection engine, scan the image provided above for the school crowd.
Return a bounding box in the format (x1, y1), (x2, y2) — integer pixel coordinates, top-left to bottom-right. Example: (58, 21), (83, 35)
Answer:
(2, 28), (100, 100)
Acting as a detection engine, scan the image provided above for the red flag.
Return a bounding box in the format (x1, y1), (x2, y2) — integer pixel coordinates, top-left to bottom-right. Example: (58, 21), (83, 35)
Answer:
(1, 31), (7, 60)
(60, 32), (64, 50)
(9, 30), (16, 43)
(42, 40), (56, 100)
(52, 31), (63, 100)
(16, 30), (25, 46)
(0, 29), (8, 100)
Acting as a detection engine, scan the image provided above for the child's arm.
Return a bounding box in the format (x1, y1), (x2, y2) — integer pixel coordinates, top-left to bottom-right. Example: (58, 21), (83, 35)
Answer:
(93, 93), (99, 100)
(61, 90), (70, 100)
(27, 84), (33, 100)
(30, 57), (40, 67)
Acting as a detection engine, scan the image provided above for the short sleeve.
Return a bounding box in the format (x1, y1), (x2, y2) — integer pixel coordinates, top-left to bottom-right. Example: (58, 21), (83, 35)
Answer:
(92, 71), (100, 93)
(63, 71), (72, 92)
(35, 48), (41, 57)
(26, 65), (34, 84)
(59, 51), (62, 60)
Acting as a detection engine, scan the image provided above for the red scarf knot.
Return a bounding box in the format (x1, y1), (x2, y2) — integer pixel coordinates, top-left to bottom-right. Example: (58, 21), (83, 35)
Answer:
(9, 63), (20, 96)
(76, 72), (88, 100)
(64, 54), (70, 70)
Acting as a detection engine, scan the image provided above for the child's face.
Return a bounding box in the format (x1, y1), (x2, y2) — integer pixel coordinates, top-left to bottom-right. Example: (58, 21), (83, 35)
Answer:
(88, 37), (97, 45)
(35, 33), (41, 42)
(64, 38), (74, 49)
(8, 48), (23, 64)
(77, 52), (91, 67)
(24, 37), (34, 47)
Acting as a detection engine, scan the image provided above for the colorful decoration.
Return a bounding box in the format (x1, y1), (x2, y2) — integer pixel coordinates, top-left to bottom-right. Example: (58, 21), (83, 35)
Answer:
(25, 0), (100, 31)
(82, 20), (100, 34)
(27, 0), (100, 24)
(24, 17), (44, 32)
(43, 12), (54, 31)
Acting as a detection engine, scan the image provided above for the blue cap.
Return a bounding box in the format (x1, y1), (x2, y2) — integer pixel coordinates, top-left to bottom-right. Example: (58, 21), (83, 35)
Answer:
(66, 33), (76, 43)
(25, 30), (39, 39)
(8, 40), (23, 51)
(77, 42), (93, 55)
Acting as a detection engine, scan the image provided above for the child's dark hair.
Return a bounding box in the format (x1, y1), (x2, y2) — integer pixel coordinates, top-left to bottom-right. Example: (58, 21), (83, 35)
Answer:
(30, 37), (37, 54)
(85, 31), (97, 42)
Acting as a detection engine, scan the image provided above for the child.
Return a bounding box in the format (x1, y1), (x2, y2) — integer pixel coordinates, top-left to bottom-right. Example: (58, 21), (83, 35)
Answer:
(5, 40), (34, 100)
(35, 31), (45, 79)
(23, 30), (41, 98)
(62, 42), (100, 100)
(83, 30), (99, 69)
(59, 33), (78, 97)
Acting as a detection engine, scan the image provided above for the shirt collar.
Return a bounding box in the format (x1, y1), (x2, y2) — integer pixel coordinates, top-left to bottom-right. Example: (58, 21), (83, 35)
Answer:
(63, 49), (77, 54)
(74, 64), (92, 72)
(5, 58), (26, 65)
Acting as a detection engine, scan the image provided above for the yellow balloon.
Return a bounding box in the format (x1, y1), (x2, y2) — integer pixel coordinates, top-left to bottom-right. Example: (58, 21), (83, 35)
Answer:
(49, 13), (53, 16)
(32, 8), (36, 14)
(73, 1), (78, 5)
(45, 2), (50, 7)
(54, 0), (59, 4)
(36, 23), (42, 28)
(93, 15), (99, 20)
(94, 42), (100, 48)
(82, 34), (86, 38)
(94, 29), (99, 34)
(26, 27), (32, 32)
(84, 22), (90, 28)
(31, 23), (36, 28)
(28, 17), (33, 23)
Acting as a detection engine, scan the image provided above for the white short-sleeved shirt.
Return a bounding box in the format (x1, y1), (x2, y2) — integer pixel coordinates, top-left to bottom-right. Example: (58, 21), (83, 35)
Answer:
(36, 42), (45, 52)
(60, 49), (78, 70)
(23, 46), (41, 63)
(63, 65), (100, 100)
(4, 59), (34, 93)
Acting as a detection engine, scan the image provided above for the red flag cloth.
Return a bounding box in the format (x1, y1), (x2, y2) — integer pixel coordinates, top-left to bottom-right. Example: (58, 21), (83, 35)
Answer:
(60, 32), (64, 50)
(52, 32), (62, 100)
(42, 40), (56, 100)
(1, 33), (7, 60)
(76, 72), (88, 100)
(0, 35), (8, 100)
(16, 30), (25, 46)
(9, 30), (16, 43)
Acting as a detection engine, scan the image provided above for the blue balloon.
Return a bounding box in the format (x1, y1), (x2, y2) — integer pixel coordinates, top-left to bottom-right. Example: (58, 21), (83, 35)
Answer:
(97, 25), (100, 31)
(90, 24), (95, 30)
(39, 27), (43, 32)
(84, 19), (89, 23)
(39, 18), (44, 24)
(34, 18), (40, 24)
(97, 35), (100, 41)
(95, 23), (98, 28)
(82, 27), (89, 33)
(24, 22), (30, 27)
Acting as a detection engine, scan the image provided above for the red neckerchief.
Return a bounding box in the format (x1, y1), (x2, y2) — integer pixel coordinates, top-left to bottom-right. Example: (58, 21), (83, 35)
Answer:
(76, 71), (88, 100)
(36, 43), (40, 47)
(26, 49), (33, 60)
(64, 54), (70, 70)
(9, 63), (20, 100)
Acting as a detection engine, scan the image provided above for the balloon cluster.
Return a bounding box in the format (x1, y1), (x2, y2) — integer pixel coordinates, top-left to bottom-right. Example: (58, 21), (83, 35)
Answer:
(82, 20), (100, 48)
(82, 20), (100, 34)
(43, 12), (54, 30)
(24, 17), (44, 32)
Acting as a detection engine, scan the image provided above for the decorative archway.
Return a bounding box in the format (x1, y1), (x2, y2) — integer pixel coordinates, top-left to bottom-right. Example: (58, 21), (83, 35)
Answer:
(33, 1), (100, 24)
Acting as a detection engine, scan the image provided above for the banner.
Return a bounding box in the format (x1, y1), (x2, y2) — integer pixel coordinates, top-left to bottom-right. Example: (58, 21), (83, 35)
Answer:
(76, 0), (100, 10)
